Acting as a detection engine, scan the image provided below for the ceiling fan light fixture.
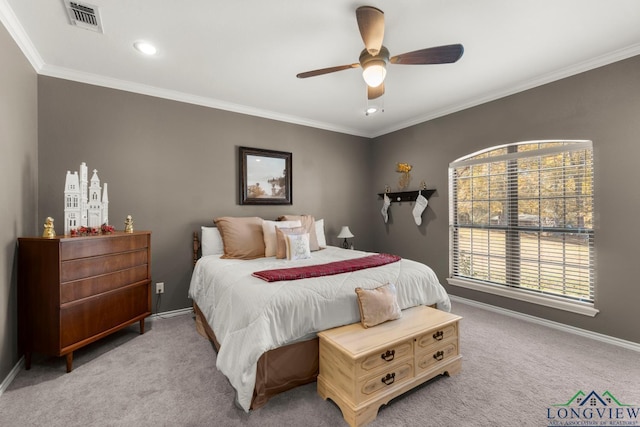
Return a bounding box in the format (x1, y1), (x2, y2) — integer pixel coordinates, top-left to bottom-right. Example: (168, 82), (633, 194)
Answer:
(362, 60), (386, 87)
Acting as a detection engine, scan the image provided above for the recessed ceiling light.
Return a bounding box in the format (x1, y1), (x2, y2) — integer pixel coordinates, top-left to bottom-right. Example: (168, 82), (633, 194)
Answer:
(133, 41), (157, 56)
(365, 107), (378, 115)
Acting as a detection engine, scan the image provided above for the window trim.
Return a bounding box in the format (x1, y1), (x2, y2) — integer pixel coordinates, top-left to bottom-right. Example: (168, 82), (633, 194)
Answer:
(448, 140), (596, 316)
(447, 277), (599, 317)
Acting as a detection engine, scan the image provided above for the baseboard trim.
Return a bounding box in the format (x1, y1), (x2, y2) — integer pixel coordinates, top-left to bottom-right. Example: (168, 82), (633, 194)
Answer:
(150, 307), (193, 320)
(0, 356), (24, 398)
(450, 295), (640, 352)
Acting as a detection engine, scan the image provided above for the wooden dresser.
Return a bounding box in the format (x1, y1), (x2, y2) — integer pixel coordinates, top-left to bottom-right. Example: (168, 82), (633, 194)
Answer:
(18, 231), (151, 372)
(317, 305), (462, 427)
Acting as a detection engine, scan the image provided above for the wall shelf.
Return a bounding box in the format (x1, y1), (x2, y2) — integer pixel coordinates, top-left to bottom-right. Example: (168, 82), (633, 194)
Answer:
(378, 189), (435, 203)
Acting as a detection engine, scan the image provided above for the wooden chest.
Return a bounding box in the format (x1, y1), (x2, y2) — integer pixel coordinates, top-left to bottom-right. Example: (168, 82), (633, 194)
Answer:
(18, 231), (152, 372)
(317, 305), (462, 427)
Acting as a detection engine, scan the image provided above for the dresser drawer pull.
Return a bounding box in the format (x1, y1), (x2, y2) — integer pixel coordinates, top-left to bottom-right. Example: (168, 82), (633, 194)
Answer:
(433, 350), (444, 361)
(381, 372), (396, 386)
(433, 330), (444, 341)
(380, 349), (395, 362)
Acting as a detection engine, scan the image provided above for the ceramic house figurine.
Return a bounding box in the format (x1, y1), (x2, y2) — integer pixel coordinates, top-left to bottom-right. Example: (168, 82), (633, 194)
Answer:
(63, 162), (109, 235)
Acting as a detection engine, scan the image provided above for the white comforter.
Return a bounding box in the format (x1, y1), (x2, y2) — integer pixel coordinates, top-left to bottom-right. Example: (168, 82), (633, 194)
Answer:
(188, 246), (450, 411)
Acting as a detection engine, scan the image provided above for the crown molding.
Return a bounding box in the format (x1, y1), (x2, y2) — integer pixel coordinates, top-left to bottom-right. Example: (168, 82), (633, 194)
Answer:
(3, 0), (640, 140)
(371, 43), (640, 138)
(0, 0), (44, 71)
(38, 63), (372, 139)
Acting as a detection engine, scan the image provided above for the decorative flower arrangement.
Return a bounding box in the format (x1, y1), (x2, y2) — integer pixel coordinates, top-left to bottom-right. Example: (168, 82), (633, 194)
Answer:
(396, 162), (412, 189)
(396, 162), (412, 173)
(70, 223), (115, 237)
(102, 224), (115, 234)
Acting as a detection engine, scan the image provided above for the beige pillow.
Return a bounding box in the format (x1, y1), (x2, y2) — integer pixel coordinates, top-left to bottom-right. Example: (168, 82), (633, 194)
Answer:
(262, 219), (302, 257)
(355, 283), (402, 328)
(275, 226), (306, 259)
(214, 216), (265, 260)
(280, 215), (320, 251)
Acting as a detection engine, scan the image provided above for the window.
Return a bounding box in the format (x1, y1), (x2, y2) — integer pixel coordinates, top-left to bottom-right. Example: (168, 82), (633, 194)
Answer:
(448, 140), (596, 316)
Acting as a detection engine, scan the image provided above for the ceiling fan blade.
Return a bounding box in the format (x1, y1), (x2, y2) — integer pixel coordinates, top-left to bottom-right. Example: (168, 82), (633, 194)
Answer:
(356, 6), (384, 56)
(390, 44), (464, 65)
(296, 63), (360, 79)
(368, 82), (385, 100)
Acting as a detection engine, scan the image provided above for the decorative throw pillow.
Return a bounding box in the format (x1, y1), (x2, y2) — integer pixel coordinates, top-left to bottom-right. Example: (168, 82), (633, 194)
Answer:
(201, 226), (224, 256)
(262, 220), (302, 257)
(315, 219), (327, 249)
(280, 214), (320, 251)
(214, 216), (265, 260)
(284, 233), (311, 260)
(355, 283), (402, 328)
(275, 226), (306, 259)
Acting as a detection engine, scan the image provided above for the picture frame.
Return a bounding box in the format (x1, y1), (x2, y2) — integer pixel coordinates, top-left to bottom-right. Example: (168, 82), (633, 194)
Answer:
(239, 146), (292, 205)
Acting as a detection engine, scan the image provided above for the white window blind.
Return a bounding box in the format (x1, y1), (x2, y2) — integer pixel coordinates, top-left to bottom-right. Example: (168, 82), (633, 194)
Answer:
(449, 140), (594, 304)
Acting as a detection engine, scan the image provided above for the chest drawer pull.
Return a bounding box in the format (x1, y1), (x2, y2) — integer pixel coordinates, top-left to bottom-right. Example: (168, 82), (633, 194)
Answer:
(433, 330), (444, 341)
(381, 372), (396, 386)
(381, 349), (395, 362)
(433, 350), (444, 361)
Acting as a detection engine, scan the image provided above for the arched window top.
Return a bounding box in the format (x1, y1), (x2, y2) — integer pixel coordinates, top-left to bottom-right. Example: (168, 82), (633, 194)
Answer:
(451, 140), (592, 167)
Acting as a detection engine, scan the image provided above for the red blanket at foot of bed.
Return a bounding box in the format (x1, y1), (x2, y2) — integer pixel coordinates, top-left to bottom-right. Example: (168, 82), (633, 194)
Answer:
(252, 253), (402, 282)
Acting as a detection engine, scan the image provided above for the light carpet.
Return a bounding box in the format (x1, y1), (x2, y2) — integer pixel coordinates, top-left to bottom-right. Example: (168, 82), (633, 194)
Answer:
(1, 301), (638, 426)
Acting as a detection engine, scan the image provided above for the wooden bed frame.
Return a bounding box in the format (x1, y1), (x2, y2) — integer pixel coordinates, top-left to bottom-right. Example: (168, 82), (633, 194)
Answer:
(192, 232), (319, 410)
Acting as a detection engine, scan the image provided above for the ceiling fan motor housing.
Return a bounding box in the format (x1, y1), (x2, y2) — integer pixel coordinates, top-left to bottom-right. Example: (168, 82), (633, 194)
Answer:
(359, 46), (389, 68)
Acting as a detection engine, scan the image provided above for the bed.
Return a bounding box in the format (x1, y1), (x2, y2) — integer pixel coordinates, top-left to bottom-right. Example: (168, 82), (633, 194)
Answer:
(188, 216), (451, 412)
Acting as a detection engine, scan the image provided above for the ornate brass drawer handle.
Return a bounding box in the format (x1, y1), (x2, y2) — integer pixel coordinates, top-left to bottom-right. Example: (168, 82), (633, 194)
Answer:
(433, 330), (444, 341)
(433, 350), (444, 361)
(380, 349), (395, 362)
(381, 372), (396, 386)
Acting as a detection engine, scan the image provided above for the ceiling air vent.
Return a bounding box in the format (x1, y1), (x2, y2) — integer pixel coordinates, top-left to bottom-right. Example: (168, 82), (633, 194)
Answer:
(64, 0), (103, 33)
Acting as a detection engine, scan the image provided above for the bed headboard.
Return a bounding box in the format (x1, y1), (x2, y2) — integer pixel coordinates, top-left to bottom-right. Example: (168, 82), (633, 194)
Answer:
(193, 231), (200, 267)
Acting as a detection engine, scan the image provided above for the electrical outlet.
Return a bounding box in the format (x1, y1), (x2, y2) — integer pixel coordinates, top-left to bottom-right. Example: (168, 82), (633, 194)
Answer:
(156, 282), (164, 294)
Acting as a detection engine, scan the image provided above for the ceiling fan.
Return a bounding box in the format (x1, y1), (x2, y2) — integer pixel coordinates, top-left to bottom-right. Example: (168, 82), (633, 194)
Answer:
(296, 6), (464, 100)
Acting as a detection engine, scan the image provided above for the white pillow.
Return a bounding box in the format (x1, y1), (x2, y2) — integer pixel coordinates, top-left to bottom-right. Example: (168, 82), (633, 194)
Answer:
(315, 219), (326, 248)
(285, 233), (311, 260)
(201, 226), (224, 256)
(263, 219), (302, 257)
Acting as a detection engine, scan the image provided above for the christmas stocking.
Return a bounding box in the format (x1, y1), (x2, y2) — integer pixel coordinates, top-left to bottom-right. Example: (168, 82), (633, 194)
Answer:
(381, 194), (391, 223)
(413, 194), (428, 225)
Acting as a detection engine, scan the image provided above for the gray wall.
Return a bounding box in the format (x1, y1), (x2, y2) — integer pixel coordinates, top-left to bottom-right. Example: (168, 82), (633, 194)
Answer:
(3, 21), (639, 386)
(372, 55), (640, 344)
(0, 24), (38, 382)
(36, 77), (373, 314)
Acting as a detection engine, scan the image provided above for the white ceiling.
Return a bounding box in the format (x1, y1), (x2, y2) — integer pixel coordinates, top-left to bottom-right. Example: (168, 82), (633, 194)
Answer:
(2, 1), (640, 138)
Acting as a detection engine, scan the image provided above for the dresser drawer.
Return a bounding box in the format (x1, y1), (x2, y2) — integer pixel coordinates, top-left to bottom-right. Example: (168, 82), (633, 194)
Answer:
(60, 265), (149, 303)
(60, 234), (149, 261)
(415, 323), (457, 351)
(60, 282), (150, 349)
(415, 341), (458, 374)
(358, 340), (412, 374)
(357, 360), (413, 401)
(61, 249), (148, 282)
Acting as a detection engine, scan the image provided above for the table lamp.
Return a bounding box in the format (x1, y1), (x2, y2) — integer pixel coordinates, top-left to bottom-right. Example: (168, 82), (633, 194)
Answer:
(337, 226), (354, 249)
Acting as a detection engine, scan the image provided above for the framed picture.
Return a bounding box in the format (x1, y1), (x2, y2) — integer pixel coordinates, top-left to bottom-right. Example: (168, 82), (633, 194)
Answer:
(239, 146), (292, 205)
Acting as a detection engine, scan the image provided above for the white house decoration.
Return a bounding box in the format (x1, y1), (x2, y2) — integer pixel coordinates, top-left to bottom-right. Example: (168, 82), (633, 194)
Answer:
(64, 162), (109, 235)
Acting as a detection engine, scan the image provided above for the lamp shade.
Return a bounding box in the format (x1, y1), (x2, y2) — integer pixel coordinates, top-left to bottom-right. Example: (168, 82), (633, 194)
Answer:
(337, 226), (354, 239)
